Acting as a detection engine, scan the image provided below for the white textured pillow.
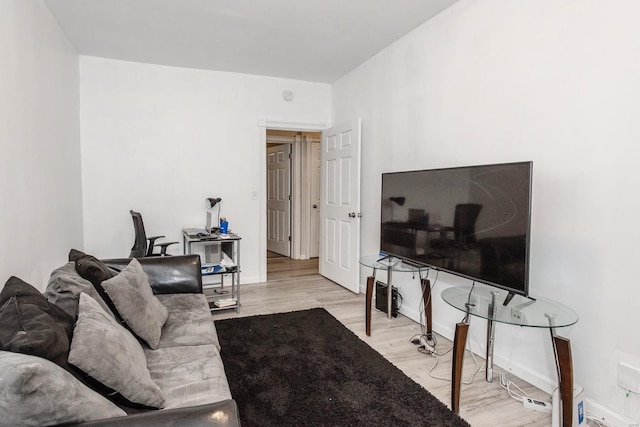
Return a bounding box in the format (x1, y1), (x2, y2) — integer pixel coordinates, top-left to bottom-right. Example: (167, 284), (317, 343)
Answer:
(68, 293), (166, 409)
(101, 258), (169, 349)
(0, 350), (126, 425)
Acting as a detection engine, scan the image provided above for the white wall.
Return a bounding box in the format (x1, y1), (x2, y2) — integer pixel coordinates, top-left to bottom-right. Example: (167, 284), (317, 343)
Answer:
(79, 57), (331, 283)
(333, 0), (640, 420)
(0, 1), (82, 290)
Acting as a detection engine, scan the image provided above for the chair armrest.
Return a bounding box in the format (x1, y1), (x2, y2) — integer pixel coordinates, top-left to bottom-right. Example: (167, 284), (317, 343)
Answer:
(156, 241), (179, 255)
(146, 235), (167, 256)
(66, 399), (240, 427)
(103, 255), (203, 294)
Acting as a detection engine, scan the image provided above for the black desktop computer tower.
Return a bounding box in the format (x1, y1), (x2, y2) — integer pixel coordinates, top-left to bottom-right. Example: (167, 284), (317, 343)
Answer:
(375, 281), (398, 318)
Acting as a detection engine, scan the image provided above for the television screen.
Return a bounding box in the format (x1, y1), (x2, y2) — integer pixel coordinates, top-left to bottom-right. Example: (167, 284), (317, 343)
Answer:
(380, 162), (532, 296)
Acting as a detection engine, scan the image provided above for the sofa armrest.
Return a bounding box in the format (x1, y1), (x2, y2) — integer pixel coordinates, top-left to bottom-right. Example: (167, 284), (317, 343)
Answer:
(65, 399), (240, 427)
(103, 255), (203, 294)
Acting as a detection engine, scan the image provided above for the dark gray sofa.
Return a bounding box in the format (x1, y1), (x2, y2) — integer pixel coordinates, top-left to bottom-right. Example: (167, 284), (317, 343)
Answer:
(0, 254), (240, 427)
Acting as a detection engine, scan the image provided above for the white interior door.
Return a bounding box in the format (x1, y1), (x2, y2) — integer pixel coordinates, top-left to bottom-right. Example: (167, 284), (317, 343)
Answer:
(319, 119), (361, 293)
(267, 144), (291, 256)
(310, 140), (321, 258)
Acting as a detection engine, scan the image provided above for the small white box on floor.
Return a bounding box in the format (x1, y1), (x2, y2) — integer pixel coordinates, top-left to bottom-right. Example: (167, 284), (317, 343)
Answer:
(552, 385), (585, 427)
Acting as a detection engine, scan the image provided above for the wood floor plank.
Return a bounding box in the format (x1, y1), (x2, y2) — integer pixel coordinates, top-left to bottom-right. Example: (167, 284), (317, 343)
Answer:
(212, 257), (553, 427)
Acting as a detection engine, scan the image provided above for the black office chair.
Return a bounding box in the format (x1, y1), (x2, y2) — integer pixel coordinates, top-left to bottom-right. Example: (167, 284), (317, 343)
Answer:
(452, 203), (483, 250)
(129, 210), (178, 258)
(428, 203), (483, 267)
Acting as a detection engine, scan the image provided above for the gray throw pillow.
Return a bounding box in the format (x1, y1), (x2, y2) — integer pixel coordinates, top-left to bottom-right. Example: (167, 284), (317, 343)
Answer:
(68, 293), (165, 409)
(0, 350), (126, 426)
(101, 258), (169, 349)
(44, 262), (116, 319)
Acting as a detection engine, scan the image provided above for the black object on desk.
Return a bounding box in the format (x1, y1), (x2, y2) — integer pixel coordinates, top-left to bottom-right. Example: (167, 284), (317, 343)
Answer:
(375, 281), (398, 317)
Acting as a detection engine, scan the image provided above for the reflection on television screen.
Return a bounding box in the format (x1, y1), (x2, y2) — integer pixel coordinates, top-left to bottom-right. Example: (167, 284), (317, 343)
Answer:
(380, 162), (532, 297)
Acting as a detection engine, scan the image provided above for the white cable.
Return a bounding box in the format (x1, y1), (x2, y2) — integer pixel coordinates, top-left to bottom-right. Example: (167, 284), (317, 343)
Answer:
(427, 347), (480, 384)
(499, 372), (529, 402)
(426, 325), (481, 385)
(587, 415), (610, 427)
(585, 414), (611, 427)
(427, 346), (452, 381)
(462, 345), (481, 384)
(507, 323), (521, 373)
(414, 269), (438, 348)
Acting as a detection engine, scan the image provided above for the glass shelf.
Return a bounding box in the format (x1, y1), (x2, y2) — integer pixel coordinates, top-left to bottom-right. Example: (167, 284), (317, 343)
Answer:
(441, 285), (578, 328)
(358, 254), (429, 273)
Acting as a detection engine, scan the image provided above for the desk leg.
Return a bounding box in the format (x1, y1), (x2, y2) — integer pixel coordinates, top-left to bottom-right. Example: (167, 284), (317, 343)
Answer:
(485, 317), (496, 382)
(421, 278), (433, 339)
(452, 321), (469, 413)
(552, 334), (574, 427)
(386, 268), (393, 319)
(486, 291), (499, 382)
(365, 276), (375, 336)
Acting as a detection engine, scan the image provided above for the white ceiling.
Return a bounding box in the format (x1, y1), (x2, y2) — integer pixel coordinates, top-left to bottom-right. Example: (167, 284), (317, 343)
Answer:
(44, 0), (458, 83)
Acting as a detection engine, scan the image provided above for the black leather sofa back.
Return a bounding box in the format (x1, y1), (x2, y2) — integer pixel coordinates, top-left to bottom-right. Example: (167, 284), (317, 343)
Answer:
(103, 255), (202, 294)
(73, 400), (240, 427)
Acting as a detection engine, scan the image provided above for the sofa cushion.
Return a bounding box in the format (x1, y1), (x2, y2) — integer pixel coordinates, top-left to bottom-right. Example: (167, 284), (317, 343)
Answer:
(44, 262), (116, 319)
(0, 275), (44, 303)
(0, 350), (126, 426)
(69, 249), (117, 285)
(0, 276), (75, 369)
(156, 293), (220, 350)
(70, 248), (120, 307)
(68, 293), (165, 409)
(145, 344), (232, 409)
(101, 258), (169, 349)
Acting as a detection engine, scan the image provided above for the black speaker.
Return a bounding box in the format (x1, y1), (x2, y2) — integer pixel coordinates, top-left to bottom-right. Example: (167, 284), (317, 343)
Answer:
(375, 281), (398, 317)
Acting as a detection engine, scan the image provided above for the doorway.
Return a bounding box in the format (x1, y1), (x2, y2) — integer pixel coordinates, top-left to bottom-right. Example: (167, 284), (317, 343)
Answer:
(266, 130), (321, 276)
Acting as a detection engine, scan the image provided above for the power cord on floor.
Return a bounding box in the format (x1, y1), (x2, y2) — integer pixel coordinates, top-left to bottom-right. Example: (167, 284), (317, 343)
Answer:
(409, 332), (438, 351)
(499, 372), (529, 403)
(410, 269), (438, 351)
(413, 312), (482, 385)
(425, 342), (481, 384)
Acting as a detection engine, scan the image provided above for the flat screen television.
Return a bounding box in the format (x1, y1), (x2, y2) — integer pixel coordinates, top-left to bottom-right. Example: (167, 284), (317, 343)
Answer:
(380, 161), (532, 297)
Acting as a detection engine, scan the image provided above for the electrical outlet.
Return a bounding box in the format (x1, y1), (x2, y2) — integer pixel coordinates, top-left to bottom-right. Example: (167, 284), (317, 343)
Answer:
(618, 362), (640, 393)
(511, 309), (527, 323)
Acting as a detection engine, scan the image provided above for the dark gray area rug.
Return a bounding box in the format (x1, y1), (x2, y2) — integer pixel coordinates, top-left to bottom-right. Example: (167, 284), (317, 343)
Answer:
(215, 308), (470, 426)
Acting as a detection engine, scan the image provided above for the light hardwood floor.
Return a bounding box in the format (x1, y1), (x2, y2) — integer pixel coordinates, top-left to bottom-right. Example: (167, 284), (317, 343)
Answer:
(213, 255), (553, 427)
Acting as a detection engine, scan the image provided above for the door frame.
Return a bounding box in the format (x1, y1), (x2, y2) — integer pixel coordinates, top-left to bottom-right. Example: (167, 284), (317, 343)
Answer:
(258, 119), (330, 283)
(306, 136), (322, 259)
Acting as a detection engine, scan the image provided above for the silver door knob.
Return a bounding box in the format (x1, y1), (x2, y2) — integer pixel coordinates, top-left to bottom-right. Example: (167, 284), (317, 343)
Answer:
(348, 212), (356, 218)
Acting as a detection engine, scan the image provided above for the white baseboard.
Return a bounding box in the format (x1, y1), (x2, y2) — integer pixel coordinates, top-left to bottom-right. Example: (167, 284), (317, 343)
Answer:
(585, 400), (627, 427)
(240, 274), (260, 285)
